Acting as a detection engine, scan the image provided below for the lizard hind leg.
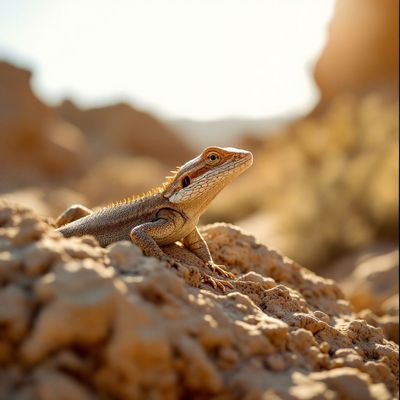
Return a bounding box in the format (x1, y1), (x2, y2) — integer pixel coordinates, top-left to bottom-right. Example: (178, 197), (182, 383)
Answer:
(54, 204), (93, 228)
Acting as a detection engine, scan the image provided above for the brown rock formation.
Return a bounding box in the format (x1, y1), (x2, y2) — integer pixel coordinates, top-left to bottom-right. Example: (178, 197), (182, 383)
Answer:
(76, 155), (167, 207)
(313, 0), (399, 112)
(325, 247), (399, 343)
(0, 200), (397, 399)
(211, 95), (399, 270)
(0, 60), (195, 215)
(341, 250), (398, 314)
(57, 99), (194, 166)
(0, 61), (87, 186)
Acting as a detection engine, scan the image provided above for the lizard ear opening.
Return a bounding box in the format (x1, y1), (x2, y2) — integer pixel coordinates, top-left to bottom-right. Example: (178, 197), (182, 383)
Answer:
(181, 175), (191, 188)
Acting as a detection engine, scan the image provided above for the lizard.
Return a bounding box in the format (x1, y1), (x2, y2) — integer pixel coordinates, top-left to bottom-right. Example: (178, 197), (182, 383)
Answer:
(55, 146), (253, 290)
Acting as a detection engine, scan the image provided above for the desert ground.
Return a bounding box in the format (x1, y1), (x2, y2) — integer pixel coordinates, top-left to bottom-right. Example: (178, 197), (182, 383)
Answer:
(0, 0), (398, 398)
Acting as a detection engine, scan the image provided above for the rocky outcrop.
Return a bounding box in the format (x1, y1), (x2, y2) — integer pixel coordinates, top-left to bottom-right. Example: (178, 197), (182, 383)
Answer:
(211, 95), (399, 270)
(57, 99), (194, 166)
(75, 155), (167, 207)
(0, 61), (195, 215)
(0, 200), (397, 399)
(313, 0), (399, 112)
(0, 62), (193, 180)
(0, 61), (87, 185)
(339, 250), (398, 314)
(326, 247), (399, 343)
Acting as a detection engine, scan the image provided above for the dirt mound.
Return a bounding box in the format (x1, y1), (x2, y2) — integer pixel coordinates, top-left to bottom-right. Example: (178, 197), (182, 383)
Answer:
(0, 200), (397, 399)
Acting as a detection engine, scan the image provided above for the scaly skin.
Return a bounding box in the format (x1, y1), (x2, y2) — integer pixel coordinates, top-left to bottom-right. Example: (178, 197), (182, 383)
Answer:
(55, 146), (253, 290)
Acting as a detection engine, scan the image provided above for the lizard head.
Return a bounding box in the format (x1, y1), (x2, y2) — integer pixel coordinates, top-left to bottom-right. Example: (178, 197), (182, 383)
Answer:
(163, 146), (253, 212)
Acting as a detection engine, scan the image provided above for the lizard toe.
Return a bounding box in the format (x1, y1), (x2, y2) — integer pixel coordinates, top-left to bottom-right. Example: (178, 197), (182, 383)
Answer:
(206, 262), (236, 279)
(201, 273), (234, 292)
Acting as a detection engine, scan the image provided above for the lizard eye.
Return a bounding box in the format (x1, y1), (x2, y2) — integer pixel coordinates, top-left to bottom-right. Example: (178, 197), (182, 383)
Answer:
(206, 152), (220, 164)
(182, 175), (191, 188)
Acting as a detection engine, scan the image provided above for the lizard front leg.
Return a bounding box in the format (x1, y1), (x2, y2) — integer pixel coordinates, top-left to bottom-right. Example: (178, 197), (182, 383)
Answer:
(130, 209), (183, 258)
(55, 204), (93, 228)
(182, 227), (235, 280)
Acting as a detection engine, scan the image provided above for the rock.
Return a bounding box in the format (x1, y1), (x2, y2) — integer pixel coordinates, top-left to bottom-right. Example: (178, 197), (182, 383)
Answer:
(358, 309), (399, 344)
(210, 95), (398, 272)
(345, 250), (398, 313)
(291, 367), (392, 400)
(1, 187), (88, 218)
(0, 200), (398, 399)
(76, 155), (167, 207)
(0, 61), (193, 216)
(33, 368), (93, 400)
(313, 0), (399, 111)
(57, 99), (194, 166)
(382, 294), (399, 316)
(325, 247), (399, 343)
(0, 62), (87, 187)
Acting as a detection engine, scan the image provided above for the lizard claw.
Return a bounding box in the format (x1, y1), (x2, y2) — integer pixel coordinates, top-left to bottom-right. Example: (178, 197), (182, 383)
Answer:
(205, 262), (236, 279)
(201, 273), (234, 292)
(159, 257), (234, 292)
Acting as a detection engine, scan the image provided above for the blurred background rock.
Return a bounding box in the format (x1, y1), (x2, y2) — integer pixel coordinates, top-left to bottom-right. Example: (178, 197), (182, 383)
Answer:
(0, 0), (398, 324)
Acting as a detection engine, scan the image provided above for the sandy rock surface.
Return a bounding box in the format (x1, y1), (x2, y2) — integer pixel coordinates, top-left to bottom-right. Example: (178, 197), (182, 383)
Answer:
(325, 247), (399, 344)
(343, 250), (398, 313)
(0, 200), (398, 400)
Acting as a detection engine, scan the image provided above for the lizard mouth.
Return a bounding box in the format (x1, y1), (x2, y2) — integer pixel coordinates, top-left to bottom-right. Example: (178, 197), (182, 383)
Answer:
(234, 150), (253, 171)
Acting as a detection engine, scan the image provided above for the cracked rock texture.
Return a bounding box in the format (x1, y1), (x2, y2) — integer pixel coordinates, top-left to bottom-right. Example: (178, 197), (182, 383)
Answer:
(0, 200), (398, 400)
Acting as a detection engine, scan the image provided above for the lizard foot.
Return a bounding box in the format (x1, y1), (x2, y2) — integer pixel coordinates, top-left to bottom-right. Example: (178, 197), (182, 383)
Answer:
(201, 272), (234, 292)
(205, 261), (236, 279)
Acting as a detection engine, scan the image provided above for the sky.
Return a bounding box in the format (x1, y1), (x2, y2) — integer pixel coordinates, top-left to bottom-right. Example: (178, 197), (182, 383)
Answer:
(0, 0), (335, 120)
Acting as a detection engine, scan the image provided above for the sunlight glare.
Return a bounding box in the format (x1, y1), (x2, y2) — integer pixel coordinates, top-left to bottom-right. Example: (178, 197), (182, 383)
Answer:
(0, 0), (335, 119)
